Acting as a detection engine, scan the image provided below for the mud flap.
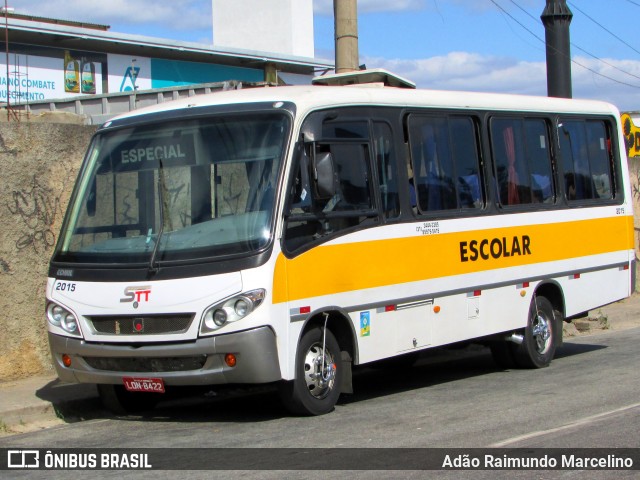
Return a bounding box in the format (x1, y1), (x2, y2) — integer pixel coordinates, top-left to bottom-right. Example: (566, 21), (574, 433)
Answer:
(554, 309), (564, 348)
(340, 350), (353, 394)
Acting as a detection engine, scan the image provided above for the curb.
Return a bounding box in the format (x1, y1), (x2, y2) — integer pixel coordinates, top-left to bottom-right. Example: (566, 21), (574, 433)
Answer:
(0, 376), (99, 435)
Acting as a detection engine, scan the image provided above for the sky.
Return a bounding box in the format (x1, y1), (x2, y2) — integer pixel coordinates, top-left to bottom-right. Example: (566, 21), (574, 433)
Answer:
(12, 0), (640, 111)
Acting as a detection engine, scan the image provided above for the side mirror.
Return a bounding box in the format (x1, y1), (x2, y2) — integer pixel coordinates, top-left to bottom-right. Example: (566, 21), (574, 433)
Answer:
(313, 151), (337, 199)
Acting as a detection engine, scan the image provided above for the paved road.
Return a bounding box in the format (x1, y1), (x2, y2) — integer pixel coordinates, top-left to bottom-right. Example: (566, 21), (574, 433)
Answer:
(1, 327), (639, 479)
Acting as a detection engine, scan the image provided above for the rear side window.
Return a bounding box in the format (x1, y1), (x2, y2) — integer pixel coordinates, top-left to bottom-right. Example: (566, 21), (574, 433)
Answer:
(558, 119), (614, 201)
(490, 117), (554, 206)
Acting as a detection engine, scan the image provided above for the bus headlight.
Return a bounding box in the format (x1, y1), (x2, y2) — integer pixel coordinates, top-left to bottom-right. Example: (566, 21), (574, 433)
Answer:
(200, 289), (265, 335)
(46, 302), (82, 337)
(213, 309), (228, 326)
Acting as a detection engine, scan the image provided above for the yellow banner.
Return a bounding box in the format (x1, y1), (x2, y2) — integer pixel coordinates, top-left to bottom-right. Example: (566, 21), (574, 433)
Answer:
(622, 112), (640, 158)
(273, 215), (634, 304)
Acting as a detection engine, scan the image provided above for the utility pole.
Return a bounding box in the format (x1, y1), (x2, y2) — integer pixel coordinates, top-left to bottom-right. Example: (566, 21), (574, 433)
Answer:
(541, 0), (573, 98)
(334, 0), (359, 73)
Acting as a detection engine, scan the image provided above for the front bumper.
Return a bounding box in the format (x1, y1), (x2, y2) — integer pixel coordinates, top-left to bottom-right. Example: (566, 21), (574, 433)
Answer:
(48, 326), (281, 386)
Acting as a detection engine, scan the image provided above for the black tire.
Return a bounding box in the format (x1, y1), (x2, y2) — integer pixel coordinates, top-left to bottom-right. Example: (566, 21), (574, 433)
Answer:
(97, 384), (160, 415)
(513, 296), (557, 369)
(279, 326), (343, 416)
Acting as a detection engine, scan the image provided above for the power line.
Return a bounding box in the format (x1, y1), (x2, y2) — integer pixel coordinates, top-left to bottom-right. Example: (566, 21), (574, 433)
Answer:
(623, 0), (640, 8)
(567, 1), (640, 57)
(509, 0), (640, 83)
(488, 0), (640, 90)
(571, 43), (640, 83)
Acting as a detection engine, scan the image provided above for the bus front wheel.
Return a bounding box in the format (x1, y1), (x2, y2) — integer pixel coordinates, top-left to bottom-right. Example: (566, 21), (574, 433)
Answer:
(279, 326), (343, 416)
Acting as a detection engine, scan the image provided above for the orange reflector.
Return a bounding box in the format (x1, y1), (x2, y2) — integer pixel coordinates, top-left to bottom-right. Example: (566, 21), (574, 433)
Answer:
(62, 354), (72, 368)
(224, 353), (237, 368)
(433, 305), (441, 313)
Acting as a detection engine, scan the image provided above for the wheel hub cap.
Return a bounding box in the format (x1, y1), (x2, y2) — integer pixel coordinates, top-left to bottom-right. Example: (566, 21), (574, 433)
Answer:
(303, 343), (336, 399)
(532, 314), (551, 353)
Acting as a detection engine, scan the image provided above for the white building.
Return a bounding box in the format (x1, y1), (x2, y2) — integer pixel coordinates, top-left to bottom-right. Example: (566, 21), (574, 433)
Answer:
(213, 0), (314, 59)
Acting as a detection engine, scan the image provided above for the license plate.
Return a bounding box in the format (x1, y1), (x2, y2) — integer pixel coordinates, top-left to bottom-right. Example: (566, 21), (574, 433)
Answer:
(122, 376), (165, 393)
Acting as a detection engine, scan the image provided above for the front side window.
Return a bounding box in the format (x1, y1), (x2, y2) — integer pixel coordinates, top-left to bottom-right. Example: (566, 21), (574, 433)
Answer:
(284, 141), (376, 253)
(56, 112), (289, 264)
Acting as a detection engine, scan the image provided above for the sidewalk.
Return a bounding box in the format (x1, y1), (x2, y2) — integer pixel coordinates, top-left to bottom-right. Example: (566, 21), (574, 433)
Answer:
(1, 295), (639, 436)
(0, 374), (100, 435)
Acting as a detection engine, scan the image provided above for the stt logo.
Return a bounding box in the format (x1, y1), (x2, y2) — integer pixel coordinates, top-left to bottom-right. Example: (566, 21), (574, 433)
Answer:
(120, 286), (152, 307)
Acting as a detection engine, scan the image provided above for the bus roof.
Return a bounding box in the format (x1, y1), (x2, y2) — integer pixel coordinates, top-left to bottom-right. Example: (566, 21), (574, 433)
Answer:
(108, 83), (620, 124)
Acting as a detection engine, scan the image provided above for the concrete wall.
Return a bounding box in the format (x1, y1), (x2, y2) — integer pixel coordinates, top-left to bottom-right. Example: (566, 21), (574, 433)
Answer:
(628, 157), (640, 282)
(0, 113), (97, 380)
(0, 114), (639, 382)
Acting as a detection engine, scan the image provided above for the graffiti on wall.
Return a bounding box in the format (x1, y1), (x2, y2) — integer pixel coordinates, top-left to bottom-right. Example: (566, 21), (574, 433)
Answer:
(0, 258), (11, 274)
(7, 175), (62, 253)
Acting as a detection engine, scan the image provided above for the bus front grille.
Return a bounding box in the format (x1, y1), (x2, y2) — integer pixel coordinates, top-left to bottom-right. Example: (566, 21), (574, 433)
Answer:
(87, 314), (195, 335)
(83, 356), (207, 372)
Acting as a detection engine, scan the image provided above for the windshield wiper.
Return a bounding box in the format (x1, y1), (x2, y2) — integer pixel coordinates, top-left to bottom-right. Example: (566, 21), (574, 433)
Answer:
(148, 159), (167, 274)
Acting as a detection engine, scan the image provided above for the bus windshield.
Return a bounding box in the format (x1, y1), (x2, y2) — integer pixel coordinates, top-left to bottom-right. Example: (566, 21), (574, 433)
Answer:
(56, 111), (289, 265)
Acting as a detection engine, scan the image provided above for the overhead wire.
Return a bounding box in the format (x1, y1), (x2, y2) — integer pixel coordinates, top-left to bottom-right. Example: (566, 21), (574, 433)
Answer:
(511, 0), (640, 83)
(488, 0), (640, 90)
(567, 1), (640, 57)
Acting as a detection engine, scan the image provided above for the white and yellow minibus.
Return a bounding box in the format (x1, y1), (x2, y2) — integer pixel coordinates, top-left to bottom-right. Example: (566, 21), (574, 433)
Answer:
(46, 71), (635, 415)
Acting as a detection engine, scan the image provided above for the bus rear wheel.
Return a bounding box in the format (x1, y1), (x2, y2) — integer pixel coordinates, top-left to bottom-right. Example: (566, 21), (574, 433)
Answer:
(513, 295), (556, 369)
(279, 326), (343, 416)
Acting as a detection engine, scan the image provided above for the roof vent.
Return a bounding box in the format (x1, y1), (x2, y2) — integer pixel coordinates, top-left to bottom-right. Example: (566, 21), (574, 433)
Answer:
(312, 68), (416, 89)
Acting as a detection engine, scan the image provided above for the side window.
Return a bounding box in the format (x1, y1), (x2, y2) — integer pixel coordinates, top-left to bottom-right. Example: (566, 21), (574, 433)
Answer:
(525, 119), (554, 203)
(451, 117), (483, 209)
(326, 143), (374, 213)
(283, 141), (376, 253)
(322, 121), (369, 139)
(373, 122), (400, 219)
(490, 117), (554, 206)
(407, 114), (482, 213)
(559, 119), (614, 201)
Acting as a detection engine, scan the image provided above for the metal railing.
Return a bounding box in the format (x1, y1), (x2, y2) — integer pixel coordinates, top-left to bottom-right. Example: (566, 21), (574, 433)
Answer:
(3, 79), (262, 125)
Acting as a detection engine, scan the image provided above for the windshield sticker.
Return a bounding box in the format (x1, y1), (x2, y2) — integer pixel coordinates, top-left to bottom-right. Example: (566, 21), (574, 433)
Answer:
(110, 134), (196, 172)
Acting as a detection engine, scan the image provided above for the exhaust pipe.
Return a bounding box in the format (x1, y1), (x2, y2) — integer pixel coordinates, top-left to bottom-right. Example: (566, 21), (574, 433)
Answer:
(507, 333), (524, 345)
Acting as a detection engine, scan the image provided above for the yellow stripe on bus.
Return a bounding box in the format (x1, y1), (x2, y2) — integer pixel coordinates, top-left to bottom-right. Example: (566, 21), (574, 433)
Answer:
(272, 215), (634, 304)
